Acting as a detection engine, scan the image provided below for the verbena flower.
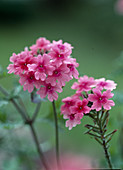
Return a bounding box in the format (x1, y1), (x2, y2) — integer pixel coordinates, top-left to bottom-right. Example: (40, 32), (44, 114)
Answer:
(49, 40), (73, 67)
(61, 75), (116, 130)
(61, 96), (77, 115)
(64, 58), (79, 79)
(7, 37), (79, 102)
(46, 63), (71, 86)
(88, 88), (115, 111)
(7, 48), (35, 75)
(37, 82), (63, 102)
(70, 99), (90, 115)
(30, 37), (51, 55)
(27, 54), (55, 81)
(71, 75), (96, 93)
(65, 113), (83, 130)
(95, 78), (117, 91)
(19, 71), (42, 93)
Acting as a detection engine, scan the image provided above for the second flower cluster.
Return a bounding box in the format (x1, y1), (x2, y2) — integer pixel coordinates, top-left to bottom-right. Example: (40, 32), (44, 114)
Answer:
(61, 76), (117, 130)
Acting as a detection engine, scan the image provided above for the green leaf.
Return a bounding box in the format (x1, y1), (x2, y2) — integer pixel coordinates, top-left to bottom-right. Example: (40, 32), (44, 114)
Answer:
(94, 137), (103, 145)
(102, 110), (109, 128)
(105, 129), (117, 139)
(84, 128), (93, 134)
(87, 132), (101, 138)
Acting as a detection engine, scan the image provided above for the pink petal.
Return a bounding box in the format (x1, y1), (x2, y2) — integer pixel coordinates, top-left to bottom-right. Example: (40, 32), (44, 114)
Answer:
(37, 87), (47, 99)
(103, 90), (114, 99)
(88, 94), (97, 102)
(91, 101), (102, 111)
(103, 100), (115, 110)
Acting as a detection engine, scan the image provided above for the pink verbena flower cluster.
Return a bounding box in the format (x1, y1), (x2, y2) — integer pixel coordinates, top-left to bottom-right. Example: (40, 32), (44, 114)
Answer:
(7, 37), (79, 102)
(61, 75), (117, 130)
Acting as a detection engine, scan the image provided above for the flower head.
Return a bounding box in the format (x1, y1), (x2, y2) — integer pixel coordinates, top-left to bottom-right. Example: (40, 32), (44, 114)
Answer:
(61, 75), (116, 130)
(7, 37), (79, 101)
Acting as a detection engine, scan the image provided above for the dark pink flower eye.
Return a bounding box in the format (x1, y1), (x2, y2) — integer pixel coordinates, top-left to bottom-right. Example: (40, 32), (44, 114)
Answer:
(67, 101), (71, 105)
(79, 106), (82, 110)
(54, 71), (58, 74)
(70, 114), (75, 120)
(30, 76), (33, 80)
(48, 85), (51, 89)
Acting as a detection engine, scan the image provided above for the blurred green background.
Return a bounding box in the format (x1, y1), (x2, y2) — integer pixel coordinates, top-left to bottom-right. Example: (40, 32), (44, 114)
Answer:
(0, 0), (123, 169)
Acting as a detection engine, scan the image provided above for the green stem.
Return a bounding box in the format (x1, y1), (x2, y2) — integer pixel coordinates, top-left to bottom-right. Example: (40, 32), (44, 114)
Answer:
(0, 85), (49, 170)
(102, 138), (113, 169)
(29, 123), (49, 170)
(97, 112), (113, 169)
(32, 102), (41, 123)
(0, 85), (27, 121)
(52, 100), (60, 169)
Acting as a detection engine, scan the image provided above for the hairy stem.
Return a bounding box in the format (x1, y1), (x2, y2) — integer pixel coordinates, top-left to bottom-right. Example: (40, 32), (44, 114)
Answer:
(52, 100), (60, 169)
